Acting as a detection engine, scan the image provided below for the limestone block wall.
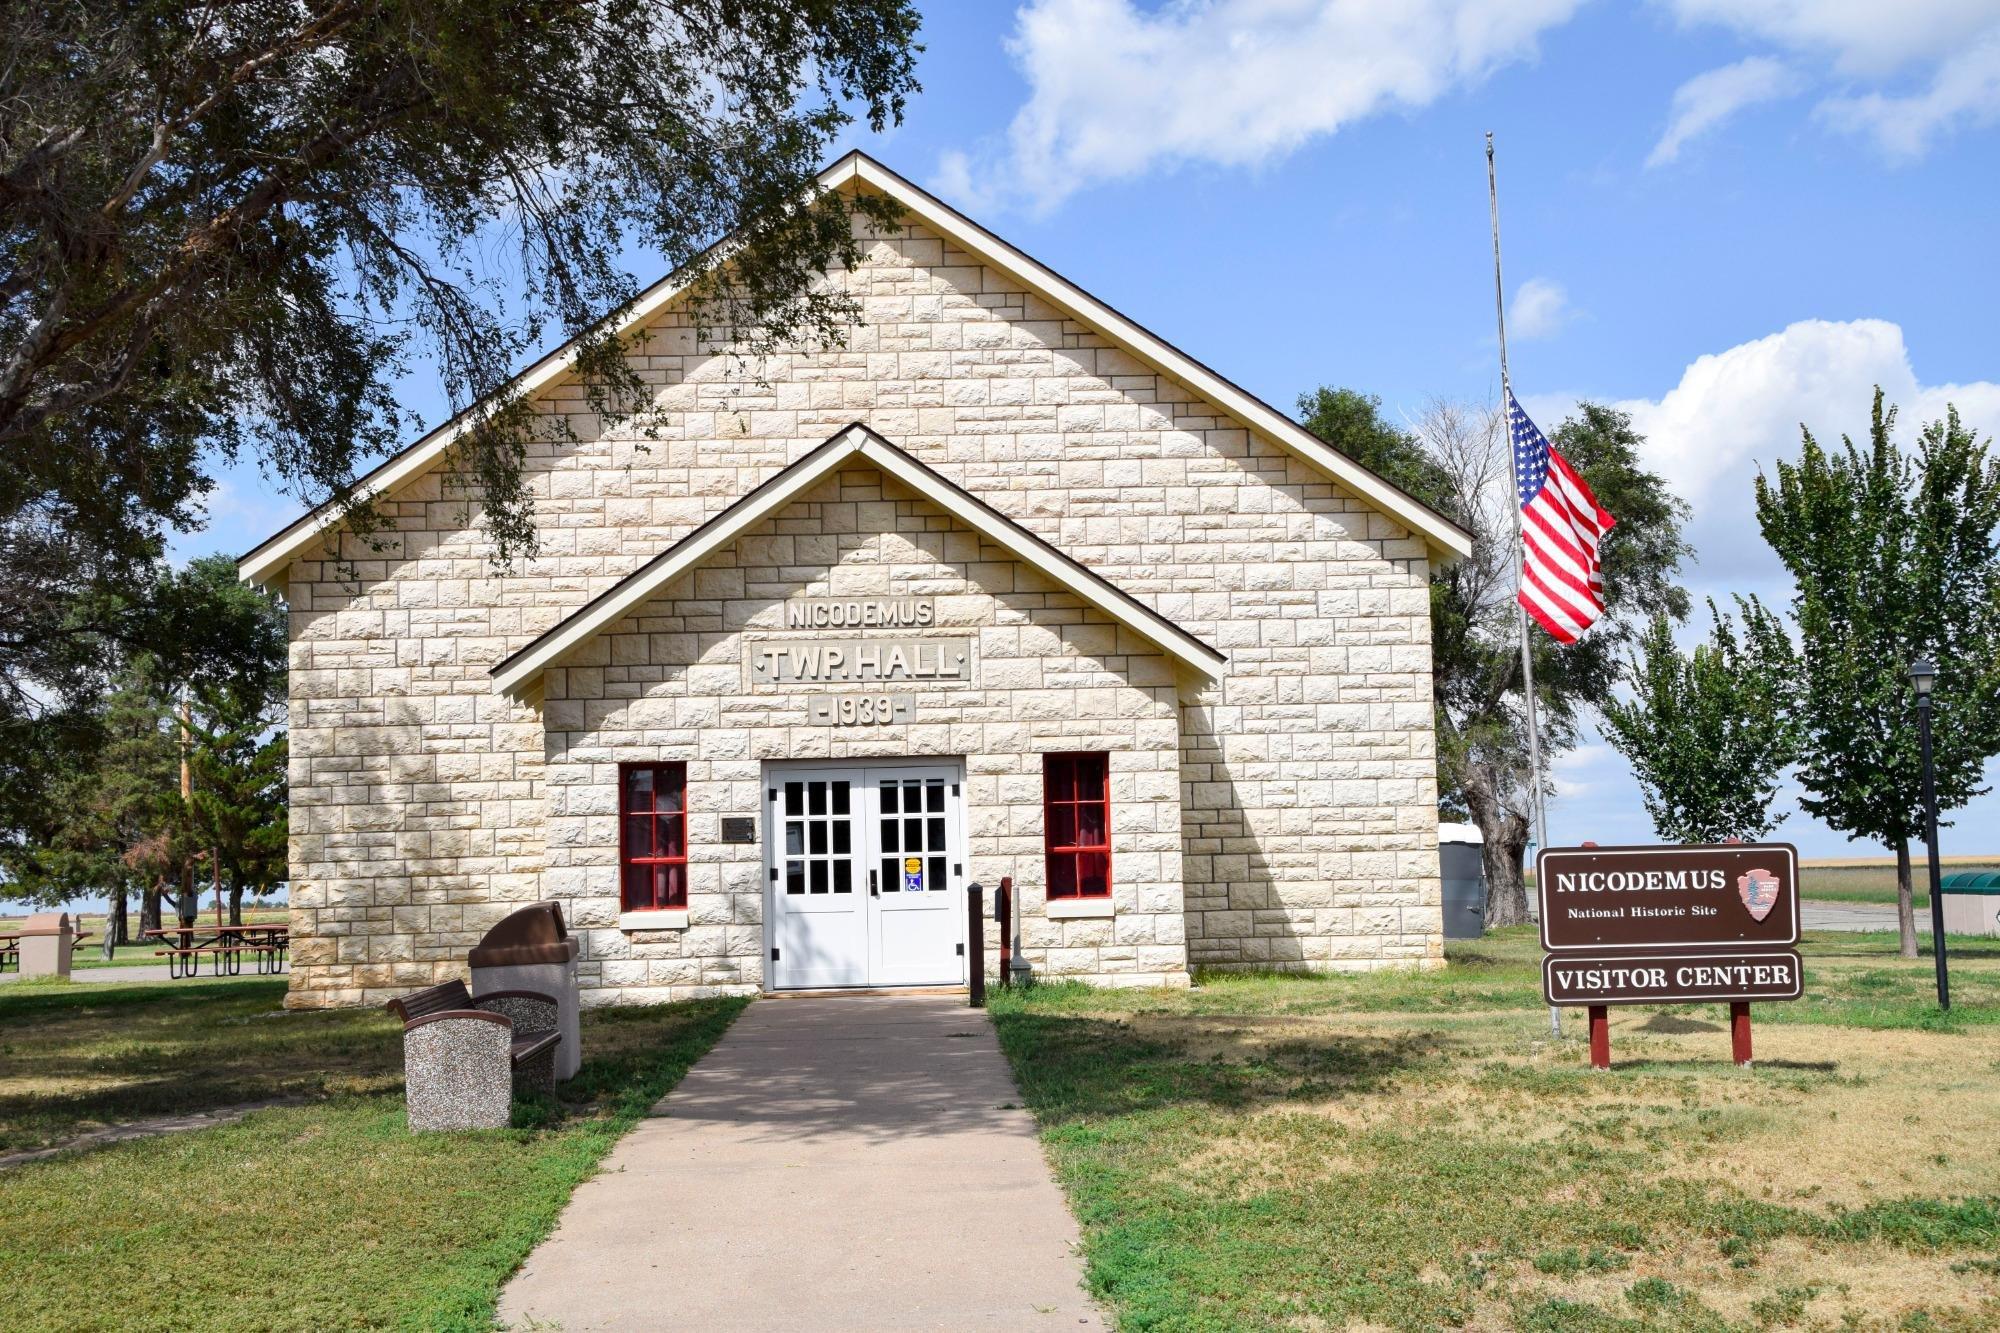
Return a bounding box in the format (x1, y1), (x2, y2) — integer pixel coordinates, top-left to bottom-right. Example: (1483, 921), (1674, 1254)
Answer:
(537, 466), (1188, 1001)
(278, 200), (1439, 1008)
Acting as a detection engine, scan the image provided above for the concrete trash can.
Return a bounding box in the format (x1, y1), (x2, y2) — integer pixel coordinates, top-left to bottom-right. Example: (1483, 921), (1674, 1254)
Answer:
(469, 902), (581, 1082)
(1438, 822), (1487, 940)
(1939, 871), (2000, 938)
(20, 911), (77, 978)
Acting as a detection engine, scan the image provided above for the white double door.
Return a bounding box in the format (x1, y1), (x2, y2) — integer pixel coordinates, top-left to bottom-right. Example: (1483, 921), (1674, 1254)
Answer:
(765, 762), (968, 990)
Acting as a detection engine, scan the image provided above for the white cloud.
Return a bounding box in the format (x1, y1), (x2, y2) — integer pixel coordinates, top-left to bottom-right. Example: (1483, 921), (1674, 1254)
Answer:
(1647, 56), (1801, 166)
(1614, 319), (2000, 506)
(1519, 318), (2000, 600)
(1509, 277), (1573, 339)
(1660, 0), (2000, 161)
(1661, 0), (2000, 78)
(932, 0), (1585, 214)
(1817, 29), (2000, 159)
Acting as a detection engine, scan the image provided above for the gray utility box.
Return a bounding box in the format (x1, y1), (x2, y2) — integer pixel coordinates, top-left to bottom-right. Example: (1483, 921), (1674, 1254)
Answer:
(20, 911), (78, 978)
(1438, 823), (1487, 940)
(469, 902), (581, 1082)
(1939, 872), (2000, 938)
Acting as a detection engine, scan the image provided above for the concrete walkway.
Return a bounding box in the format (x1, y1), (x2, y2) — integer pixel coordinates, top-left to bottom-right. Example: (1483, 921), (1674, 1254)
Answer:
(499, 996), (1104, 1332)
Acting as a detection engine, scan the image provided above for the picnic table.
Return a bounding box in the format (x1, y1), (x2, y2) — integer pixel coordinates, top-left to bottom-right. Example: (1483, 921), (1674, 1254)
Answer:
(142, 922), (289, 978)
(0, 933), (15, 973)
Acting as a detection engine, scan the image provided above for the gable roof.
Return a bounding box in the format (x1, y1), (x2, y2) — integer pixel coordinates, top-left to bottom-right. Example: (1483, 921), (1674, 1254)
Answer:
(489, 423), (1227, 700)
(239, 150), (1471, 589)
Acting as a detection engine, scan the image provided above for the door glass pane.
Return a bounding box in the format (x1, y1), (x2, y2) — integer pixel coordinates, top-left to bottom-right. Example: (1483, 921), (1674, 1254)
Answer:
(809, 821), (827, 855)
(928, 817), (945, 849)
(832, 821), (851, 854)
(786, 861), (805, 895)
(784, 781), (802, 816)
(880, 858), (898, 893)
(881, 819), (899, 853)
(786, 821), (803, 856)
(1048, 761), (1074, 802)
(926, 780), (944, 812)
(809, 781), (826, 816)
(624, 815), (653, 856)
(1077, 800), (1104, 847)
(658, 863), (687, 908)
(833, 860), (852, 894)
(881, 782), (899, 814)
(904, 817), (921, 850)
(929, 855), (945, 892)
(832, 781), (850, 815)
(810, 860), (828, 894)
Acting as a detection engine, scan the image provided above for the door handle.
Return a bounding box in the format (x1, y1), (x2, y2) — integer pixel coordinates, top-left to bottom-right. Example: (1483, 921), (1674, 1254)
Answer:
(869, 869), (878, 897)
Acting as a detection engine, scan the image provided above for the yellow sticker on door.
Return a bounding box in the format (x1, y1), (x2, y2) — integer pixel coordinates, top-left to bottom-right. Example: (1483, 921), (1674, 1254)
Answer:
(903, 856), (923, 892)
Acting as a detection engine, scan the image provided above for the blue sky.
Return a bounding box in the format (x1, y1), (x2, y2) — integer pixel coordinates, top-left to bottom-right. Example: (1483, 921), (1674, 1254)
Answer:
(189, 0), (2000, 858)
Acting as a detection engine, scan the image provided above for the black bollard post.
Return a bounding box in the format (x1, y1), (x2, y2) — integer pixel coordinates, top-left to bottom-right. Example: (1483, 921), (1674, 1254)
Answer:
(966, 882), (986, 1008)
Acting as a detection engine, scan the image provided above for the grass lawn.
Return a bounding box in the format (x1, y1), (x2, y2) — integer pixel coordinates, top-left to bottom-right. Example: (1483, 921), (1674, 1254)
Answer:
(990, 928), (2000, 1331)
(0, 978), (746, 1331)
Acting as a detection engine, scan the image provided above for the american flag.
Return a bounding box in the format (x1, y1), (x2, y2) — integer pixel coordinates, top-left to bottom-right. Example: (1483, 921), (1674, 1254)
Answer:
(1509, 391), (1615, 644)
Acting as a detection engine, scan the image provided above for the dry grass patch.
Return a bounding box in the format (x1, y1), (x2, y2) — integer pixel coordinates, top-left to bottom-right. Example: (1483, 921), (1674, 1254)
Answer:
(991, 935), (2000, 1330)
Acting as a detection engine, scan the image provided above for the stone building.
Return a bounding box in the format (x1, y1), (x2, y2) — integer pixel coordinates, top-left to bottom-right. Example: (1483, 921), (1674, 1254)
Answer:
(239, 153), (1471, 1008)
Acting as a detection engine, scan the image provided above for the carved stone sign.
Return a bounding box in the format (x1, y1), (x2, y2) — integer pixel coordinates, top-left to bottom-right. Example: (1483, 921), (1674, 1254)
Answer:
(785, 597), (935, 630)
(1536, 842), (1801, 953)
(749, 638), (971, 687)
(809, 696), (912, 726)
(1542, 949), (1804, 1006)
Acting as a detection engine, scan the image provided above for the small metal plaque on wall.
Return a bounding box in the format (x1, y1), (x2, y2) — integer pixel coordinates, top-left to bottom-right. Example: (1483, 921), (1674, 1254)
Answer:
(721, 817), (756, 844)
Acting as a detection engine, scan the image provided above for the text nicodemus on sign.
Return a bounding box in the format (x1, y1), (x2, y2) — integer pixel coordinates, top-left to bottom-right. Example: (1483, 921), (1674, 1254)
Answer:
(1535, 843), (1801, 953)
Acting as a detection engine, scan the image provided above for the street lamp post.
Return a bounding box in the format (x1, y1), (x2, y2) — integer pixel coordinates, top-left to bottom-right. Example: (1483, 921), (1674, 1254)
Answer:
(1910, 659), (1951, 1011)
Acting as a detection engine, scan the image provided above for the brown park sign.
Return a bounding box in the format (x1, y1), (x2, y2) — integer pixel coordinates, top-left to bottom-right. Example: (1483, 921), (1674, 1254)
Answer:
(1543, 949), (1804, 1006)
(1536, 842), (1801, 953)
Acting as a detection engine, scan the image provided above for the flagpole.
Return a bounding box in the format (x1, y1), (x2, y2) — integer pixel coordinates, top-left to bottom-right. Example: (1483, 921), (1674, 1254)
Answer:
(1486, 131), (1561, 1039)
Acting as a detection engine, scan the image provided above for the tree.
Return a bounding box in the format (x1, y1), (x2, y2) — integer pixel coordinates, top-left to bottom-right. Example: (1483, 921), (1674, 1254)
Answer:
(1296, 388), (1459, 516)
(1302, 390), (1693, 926)
(1, 0), (922, 714)
(0, 554), (286, 932)
(0, 675), (180, 941)
(1599, 598), (1799, 843)
(1755, 389), (2000, 956)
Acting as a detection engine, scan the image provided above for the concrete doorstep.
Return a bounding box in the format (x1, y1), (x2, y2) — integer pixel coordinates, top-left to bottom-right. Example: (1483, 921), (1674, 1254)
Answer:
(499, 996), (1104, 1332)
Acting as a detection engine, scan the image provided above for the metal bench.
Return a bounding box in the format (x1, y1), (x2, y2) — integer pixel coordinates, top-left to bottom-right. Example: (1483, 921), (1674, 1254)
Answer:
(386, 979), (562, 1132)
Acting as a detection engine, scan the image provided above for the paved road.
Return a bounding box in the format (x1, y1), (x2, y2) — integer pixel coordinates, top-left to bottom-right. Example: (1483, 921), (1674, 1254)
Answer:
(0, 964), (278, 985)
(1801, 900), (1906, 933)
(500, 996), (1103, 1332)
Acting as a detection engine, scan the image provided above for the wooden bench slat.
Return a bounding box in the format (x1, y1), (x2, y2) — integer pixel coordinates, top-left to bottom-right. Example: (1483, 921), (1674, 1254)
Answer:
(384, 980), (474, 1023)
(510, 1031), (560, 1064)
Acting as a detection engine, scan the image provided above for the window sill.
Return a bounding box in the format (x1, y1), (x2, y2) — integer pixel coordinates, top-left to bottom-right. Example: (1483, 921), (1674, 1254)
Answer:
(618, 910), (689, 932)
(1045, 898), (1114, 920)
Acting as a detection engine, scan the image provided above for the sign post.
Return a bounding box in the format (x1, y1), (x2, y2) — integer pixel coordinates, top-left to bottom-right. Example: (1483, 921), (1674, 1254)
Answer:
(1537, 841), (1803, 1069)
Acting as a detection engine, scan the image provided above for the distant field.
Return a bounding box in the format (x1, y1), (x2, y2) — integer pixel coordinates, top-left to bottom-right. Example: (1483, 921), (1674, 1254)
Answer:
(1800, 862), (2000, 907)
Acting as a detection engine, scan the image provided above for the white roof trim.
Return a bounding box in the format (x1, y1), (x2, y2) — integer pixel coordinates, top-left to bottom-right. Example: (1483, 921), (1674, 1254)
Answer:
(489, 424), (1226, 699)
(239, 151), (1468, 588)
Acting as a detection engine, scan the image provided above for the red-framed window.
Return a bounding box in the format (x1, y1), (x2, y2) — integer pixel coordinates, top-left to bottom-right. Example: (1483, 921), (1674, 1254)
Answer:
(1043, 752), (1111, 899)
(620, 763), (688, 911)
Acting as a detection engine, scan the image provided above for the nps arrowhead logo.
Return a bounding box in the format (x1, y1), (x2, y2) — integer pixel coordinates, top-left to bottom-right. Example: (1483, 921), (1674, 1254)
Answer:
(1737, 868), (1781, 922)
